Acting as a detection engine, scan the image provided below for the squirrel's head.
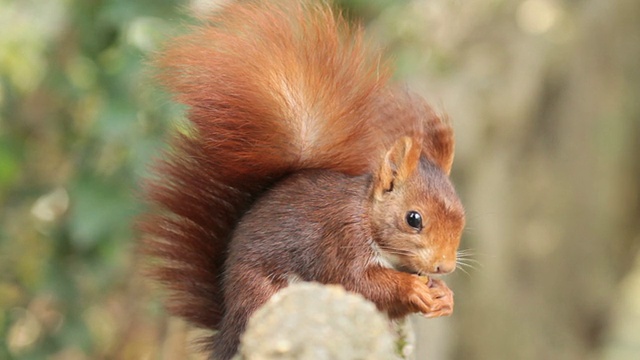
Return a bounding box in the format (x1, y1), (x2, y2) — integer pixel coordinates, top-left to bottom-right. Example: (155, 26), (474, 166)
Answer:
(369, 136), (465, 276)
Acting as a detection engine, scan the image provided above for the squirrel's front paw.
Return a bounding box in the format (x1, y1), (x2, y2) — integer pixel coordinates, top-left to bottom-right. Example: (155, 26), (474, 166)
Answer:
(422, 278), (454, 318)
(407, 276), (454, 318)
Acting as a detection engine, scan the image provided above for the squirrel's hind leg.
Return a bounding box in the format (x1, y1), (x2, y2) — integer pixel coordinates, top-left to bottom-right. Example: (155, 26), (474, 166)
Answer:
(212, 268), (286, 359)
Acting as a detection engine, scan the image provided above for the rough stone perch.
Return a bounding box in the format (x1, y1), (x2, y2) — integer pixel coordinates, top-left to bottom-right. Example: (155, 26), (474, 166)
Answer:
(234, 282), (414, 359)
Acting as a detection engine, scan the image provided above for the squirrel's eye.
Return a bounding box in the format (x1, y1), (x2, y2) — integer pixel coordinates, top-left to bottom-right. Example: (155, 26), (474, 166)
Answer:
(406, 211), (422, 230)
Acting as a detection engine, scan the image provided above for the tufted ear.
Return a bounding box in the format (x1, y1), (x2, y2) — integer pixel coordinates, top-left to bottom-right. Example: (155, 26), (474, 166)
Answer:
(373, 136), (422, 200)
(423, 114), (454, 175)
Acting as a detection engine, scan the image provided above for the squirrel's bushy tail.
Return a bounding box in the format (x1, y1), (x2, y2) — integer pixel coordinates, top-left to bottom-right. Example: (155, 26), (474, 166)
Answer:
(156, 1), (405, 178)
(140, 0), (443, 332)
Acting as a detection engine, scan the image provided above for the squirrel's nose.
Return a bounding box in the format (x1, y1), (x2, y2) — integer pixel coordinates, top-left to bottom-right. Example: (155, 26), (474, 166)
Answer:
(433, 260), (456, 274)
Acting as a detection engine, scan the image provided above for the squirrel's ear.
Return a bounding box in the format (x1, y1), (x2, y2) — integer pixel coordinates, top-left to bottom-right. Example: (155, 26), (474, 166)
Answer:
(423, 117), (455, 175)
(374, 136), (422, 200)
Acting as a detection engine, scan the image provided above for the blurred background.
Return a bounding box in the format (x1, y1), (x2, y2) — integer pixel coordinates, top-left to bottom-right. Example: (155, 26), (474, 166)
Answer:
(0, 0), (638, 359)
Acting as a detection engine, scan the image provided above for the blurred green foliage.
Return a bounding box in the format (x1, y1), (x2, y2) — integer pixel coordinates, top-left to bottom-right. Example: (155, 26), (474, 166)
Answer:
(0, 0), (183, 358)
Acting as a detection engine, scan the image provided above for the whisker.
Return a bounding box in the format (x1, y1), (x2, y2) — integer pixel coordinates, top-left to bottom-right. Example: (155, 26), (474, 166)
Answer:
(456, 258), (484, 270)
(456, 254), (482, 262)
(457, 249), (478, 255)
(456, 248), (486, 270)
(381, 250), (412, 256)
(460, 258), (482, 266)
(455, 264), (470, 277)
(457, 257), (483, 269)
(456, 262), (475, 270)
(378, 246), (412, 256)
(456, 258), (479, 266)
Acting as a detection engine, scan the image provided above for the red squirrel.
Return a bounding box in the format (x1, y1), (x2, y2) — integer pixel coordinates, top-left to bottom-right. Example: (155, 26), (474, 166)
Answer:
(141, 1), (465, 359)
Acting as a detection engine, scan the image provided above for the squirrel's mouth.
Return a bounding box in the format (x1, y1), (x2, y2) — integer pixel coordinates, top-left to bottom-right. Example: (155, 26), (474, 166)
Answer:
(398, 265), (431, 279)
(385, 263), (435, 288)
(372, 243), (439, 281)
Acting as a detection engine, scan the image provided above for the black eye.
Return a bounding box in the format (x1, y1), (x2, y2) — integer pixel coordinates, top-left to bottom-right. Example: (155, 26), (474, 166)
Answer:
(406, 211), (422, 230)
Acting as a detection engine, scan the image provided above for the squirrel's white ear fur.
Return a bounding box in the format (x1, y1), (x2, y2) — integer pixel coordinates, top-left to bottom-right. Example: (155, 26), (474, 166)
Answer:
(374, 136), (421, 200)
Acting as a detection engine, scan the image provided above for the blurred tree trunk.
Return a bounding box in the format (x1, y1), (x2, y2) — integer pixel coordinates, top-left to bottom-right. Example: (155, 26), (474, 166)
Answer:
(443, 0), (640, 359)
